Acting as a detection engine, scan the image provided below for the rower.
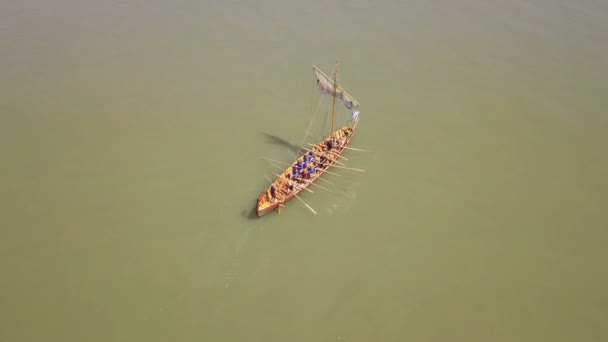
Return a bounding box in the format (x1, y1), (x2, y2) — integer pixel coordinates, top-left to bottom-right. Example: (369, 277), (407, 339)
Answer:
(270, 185), (276, 200)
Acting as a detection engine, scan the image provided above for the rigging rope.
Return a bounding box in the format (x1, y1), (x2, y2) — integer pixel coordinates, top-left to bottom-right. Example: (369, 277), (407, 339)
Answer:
(297, 92), (325, 156)
(294, 71), (326, 163)
(293, 65), (354, 162)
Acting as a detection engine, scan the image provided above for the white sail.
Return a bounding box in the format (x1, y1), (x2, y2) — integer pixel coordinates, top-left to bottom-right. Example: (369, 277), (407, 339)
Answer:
(314, 66), (359, 109)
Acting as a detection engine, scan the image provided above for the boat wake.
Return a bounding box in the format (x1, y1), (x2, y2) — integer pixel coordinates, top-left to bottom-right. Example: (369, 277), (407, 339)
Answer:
(225, 192), (264, 288)
(324, 180), (360, 215)
(224, 222), (257, 288)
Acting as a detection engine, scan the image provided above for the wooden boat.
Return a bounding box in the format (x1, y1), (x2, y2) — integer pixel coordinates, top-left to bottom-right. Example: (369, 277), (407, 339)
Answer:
(256, 61), (361, 217)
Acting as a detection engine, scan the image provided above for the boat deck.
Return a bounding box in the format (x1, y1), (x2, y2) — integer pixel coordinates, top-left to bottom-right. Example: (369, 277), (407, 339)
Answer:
(256, 125), (356, 216)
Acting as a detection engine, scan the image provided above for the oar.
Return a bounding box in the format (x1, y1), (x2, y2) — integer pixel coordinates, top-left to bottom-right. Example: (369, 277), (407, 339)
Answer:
(264, 175), (296, 202)
(287, 151), (342, 177)
(341, 146), (367, 152)
(263, 157), (291, 166)
(315, 175), (348, 191)
(299, 148), (347, 171)
(271, 173), (314, 193)
(306, 178), (344, 197)
(266, 158), (345, 191)
(352, 116), (361, 129)
(264, 174), (275, 185)
(263, 175), (284, 201)
(329, 164), (366, 172)
(288, 149), (303, 165)
(264, 160), (288, 172)
(307, 143), (348, 161)
(300, 146), (347, 166)
(317, 167), (342, 177)
(263, 160), (306, 183)
(275, 157), (345, 194)
(266, 175), (317, 215)
(307, 143), (349, 161)
(293, 193), (317, 215)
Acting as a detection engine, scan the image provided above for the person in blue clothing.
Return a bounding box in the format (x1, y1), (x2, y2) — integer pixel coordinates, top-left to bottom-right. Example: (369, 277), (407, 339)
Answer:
(309, 166), (315, 176)
(308, 151), (316, 160)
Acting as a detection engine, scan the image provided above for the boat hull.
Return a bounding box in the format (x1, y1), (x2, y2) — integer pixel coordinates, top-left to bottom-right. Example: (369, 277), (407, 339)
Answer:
(256, 193), (280, 217)
(256, 123), (358, 217)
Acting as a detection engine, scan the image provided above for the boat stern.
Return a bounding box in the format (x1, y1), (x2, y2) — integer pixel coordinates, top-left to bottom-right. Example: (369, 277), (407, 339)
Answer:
(256, 192), (278, 217)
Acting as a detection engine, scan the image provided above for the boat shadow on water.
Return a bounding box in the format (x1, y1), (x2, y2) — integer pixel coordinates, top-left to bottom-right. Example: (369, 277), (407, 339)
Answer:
(242, 206), (258, 220)
(243, 133), (301, 219)
(259, 132), (301, 153)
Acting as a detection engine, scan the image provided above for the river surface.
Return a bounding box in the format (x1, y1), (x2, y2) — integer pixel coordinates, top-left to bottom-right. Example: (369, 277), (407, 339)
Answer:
(1, 0), (607, 341)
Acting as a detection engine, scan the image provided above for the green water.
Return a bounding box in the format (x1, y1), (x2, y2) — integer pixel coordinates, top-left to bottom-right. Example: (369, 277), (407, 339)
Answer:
(1, 0), (607, 341)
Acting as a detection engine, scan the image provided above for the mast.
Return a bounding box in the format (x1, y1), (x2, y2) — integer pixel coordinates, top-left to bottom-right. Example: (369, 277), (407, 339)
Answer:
(331, 60), (338, 135)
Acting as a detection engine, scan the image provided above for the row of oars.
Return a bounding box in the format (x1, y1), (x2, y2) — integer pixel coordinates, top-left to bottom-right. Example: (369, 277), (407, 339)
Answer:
(263, 175), (317, 215)
(261, 144), (367, 215)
